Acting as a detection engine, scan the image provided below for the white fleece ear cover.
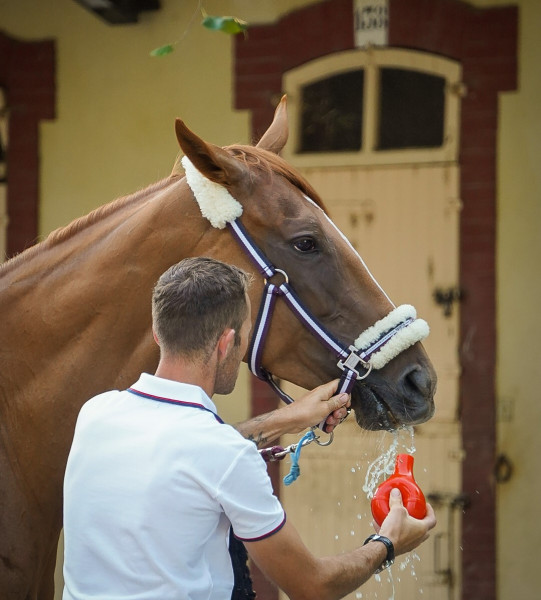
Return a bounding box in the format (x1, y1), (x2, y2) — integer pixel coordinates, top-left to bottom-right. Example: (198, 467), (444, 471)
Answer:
(181, 156), (243, 229)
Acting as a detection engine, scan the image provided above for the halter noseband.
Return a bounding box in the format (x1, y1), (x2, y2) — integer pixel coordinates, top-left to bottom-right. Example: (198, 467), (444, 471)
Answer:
(181, 157), (430, 408)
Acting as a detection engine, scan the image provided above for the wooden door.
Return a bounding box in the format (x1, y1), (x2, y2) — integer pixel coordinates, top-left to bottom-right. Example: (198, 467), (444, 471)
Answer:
(280, 48), (463, 600)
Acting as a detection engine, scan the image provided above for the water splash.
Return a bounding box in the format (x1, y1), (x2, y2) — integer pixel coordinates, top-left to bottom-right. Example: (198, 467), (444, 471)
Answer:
(354, 427), (420, 600)
(362, 426), (416, 499)
(344, 427), (425, 599)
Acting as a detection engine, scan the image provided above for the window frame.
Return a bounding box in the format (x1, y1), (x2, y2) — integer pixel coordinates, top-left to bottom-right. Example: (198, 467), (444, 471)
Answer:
(283, 48), (462, 167)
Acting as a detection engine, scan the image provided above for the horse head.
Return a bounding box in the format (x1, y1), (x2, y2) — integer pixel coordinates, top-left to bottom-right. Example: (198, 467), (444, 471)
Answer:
(174, 97), (436, 431)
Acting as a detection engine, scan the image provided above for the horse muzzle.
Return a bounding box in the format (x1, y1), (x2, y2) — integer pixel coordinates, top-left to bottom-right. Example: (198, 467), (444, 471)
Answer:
(350, 352), (437, 431)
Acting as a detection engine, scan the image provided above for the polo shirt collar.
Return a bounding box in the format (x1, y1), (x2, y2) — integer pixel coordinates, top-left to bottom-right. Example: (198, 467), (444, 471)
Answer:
(130, 372), (220, 417)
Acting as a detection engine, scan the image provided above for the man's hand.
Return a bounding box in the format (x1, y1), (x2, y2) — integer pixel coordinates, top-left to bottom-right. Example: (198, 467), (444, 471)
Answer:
(246, 489), (435, 600)
(377, 488), (437, 555)
(233, 379), (351, 446)
(289, 379), (351, 433)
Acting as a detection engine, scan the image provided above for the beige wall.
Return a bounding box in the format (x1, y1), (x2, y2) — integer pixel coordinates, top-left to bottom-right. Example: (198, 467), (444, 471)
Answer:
(0, 0), (318, 238)
(490, 1), (541, 598)
(1, 0), (249, 236)
(2, 0), (540, 598)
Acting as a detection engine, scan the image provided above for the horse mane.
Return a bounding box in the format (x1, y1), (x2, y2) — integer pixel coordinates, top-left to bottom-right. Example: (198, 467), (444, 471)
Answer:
(225, 144), (328, 214)
(0, 176), (176, 276)
(1, 145), (326, 276)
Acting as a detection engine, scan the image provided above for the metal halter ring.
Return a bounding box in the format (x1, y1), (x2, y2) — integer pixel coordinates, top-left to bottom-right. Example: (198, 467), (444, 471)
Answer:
(264, 268), (289, 286)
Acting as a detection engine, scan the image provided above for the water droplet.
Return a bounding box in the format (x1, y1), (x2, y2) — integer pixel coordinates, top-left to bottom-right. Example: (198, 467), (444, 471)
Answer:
(350, 530), (355, 536)
(351, 467), (356, 473)
(355, 593), (363, 599)
(356, 513), (363, 520)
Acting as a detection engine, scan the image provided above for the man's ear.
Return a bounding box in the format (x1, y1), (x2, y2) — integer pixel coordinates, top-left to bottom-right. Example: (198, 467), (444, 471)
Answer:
(152, 328), (160, 347)
(217, 329), (236, 359)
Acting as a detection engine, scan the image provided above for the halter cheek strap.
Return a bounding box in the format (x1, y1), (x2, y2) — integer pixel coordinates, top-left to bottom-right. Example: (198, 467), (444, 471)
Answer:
(229, 219), (429, 403)
(181, 157), (430, 409)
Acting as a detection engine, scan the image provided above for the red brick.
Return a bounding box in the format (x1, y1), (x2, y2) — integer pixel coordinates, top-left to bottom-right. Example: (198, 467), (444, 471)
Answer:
(1, 31), (55, 257)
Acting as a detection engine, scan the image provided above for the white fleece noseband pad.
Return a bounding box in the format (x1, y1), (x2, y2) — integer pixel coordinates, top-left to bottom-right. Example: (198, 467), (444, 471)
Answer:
(354, 304), (429, 369)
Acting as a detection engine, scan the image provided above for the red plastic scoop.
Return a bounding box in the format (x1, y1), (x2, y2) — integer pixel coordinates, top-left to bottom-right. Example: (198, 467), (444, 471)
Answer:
(371, 453), (427, 526)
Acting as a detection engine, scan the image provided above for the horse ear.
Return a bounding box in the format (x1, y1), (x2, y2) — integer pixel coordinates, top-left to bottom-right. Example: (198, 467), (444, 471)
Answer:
(174, 118), (245, 186)
(255, 95), (289, 154)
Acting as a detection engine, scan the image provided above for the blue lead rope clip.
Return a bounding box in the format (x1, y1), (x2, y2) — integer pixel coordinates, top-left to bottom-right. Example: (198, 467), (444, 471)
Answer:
(283, 429), (316, 486)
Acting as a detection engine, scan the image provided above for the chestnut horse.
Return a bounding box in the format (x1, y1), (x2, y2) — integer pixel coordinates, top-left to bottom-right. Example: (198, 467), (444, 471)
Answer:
(0, 98), (436, 599)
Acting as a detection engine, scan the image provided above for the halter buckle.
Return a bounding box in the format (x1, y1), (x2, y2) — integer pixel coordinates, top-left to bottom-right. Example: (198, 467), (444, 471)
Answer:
(337, 345), (373, 380)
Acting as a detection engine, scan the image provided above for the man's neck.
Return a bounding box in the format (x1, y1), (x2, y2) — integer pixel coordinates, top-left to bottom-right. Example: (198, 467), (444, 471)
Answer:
(154, 355), (217, 398)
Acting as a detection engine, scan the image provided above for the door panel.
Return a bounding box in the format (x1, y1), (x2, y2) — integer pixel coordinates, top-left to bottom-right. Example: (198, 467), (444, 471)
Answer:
(280, 163), (462, 600)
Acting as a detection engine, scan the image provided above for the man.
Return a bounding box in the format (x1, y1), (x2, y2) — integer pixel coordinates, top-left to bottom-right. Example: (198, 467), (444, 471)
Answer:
(63, 257), (436, 600)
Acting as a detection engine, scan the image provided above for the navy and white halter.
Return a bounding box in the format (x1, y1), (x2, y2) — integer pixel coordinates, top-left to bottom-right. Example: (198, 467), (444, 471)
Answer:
(181, 157), (430, 405)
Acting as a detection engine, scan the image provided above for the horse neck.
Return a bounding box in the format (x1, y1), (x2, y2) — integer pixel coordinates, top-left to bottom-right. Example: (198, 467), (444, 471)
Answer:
(1, 176), (205, 281)
(0, 175), (215, 415)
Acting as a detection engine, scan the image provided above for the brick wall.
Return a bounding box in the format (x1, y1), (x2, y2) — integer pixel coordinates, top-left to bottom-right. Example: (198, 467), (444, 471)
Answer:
(234, 1), (517, 598)
(0, 31), (55, 257)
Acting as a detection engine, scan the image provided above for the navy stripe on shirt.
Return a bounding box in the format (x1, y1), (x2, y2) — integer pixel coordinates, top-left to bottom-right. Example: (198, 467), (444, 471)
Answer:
(127, 387), (224, 424)
(233, 514), (287, 542)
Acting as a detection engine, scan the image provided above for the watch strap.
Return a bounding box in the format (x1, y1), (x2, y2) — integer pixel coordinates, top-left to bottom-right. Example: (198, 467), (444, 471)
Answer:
(363, 534), (395, 573)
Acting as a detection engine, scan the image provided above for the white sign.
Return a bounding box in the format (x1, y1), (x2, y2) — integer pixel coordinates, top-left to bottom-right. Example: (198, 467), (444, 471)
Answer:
(354, 0), (389, 47)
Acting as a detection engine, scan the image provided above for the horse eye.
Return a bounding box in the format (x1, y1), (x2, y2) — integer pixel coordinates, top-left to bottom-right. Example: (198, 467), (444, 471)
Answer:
(293, 237), (317, 253)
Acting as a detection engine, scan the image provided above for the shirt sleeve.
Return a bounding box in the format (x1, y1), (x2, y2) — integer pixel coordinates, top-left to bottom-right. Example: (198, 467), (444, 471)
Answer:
(215, 442), (286, 542)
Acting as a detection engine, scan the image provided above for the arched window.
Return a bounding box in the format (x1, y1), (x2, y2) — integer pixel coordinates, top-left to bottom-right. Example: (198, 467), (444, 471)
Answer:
(299, 70), (364, 153)
(284, 48), (461, 167)
(377, 68), (445, 150)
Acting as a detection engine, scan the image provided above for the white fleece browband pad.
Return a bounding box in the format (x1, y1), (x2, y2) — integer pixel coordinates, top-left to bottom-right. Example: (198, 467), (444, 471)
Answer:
(181, 156), (243, 229)
(354, 305), (429, 370)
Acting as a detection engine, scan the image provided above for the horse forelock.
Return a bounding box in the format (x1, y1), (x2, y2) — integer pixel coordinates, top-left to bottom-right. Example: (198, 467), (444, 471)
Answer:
(0, 177), (176, 276)
(225, 145), (328, 214)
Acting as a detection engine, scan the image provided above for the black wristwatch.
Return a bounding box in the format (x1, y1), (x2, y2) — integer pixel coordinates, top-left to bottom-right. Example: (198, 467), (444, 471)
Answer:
(363, 534), (395, 573)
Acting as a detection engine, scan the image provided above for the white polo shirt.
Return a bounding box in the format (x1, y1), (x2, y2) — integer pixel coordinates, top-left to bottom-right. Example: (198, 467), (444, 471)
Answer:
(63, 373), (285, 600)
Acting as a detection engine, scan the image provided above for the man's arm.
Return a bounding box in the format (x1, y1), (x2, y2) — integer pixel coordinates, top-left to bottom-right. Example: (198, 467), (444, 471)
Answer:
(233, 379), (350, 447)
(245, 489), (436, 600)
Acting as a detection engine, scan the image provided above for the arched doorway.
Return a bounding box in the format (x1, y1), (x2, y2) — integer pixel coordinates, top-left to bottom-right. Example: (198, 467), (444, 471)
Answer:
(234, 1), (517, 598)
(280, 46), (462, 600)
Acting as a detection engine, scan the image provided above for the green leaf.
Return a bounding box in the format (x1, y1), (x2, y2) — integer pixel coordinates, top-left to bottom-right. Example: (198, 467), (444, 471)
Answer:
(202, 15), (248, 35)
(150, 44), (175, 57)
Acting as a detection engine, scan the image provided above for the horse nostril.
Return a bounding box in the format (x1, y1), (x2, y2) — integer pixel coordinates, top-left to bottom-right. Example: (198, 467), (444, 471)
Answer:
(401, 365), (435, 400)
